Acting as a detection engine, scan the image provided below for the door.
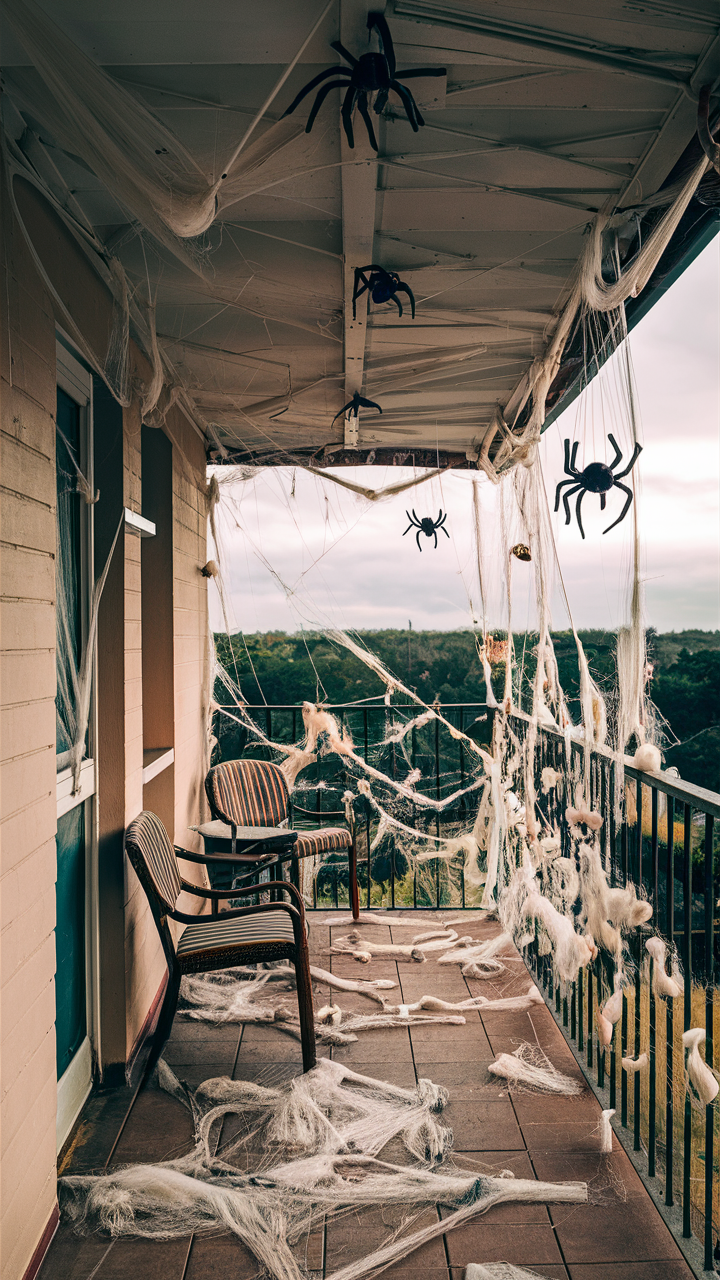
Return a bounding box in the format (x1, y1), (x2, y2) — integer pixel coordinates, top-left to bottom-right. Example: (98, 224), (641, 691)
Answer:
(55, 342), (97, 1150)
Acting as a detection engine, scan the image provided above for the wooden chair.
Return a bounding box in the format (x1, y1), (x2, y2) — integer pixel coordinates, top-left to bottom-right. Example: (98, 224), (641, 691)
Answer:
(124, 810), (316, 1077)
(205, 758), (359, 916)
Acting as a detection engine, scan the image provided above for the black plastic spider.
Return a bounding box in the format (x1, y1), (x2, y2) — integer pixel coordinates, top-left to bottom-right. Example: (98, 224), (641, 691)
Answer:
(353, 265), (415, 319)
(403, 508), (449, 551)
(554, 434), (642, 539)
(332, 391), (382, 425)
(281, 11), (445, 151)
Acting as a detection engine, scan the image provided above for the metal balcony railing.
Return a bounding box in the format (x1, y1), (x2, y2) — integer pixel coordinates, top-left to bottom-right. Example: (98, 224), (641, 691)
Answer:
(216, 700), (720, 1269)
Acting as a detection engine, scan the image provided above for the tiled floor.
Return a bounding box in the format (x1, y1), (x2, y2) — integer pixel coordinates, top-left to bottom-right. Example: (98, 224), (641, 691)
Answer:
(44, 912), (695, 1280)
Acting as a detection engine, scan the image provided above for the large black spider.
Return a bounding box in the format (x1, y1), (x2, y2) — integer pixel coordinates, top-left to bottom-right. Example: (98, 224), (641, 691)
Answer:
(403, 508), (449, 551)
(281, 11), (445, 151)
(353, 265), (415, 319)
(554, 434), (642, 539)
(332, 391), (382, 425)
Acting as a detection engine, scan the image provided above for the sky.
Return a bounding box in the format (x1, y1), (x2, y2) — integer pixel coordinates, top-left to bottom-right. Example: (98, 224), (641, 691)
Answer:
(210, 233), (720, 637)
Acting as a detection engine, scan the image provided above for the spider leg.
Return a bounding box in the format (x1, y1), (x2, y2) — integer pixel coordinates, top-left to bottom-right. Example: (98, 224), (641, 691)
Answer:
(402, 522), (414, 537)
(436, 512), (448, 527)
(352, 271), (369, 320)
(358, 396), (382, 413)
(432, 529), (438, 550)
(436, 509), (442, 524)
(356, 91), (379, 151)
(391, 293), (403, 318)
(600, 493), (606, 510)
(569, 440), (580, 473)
(560, 483), (582, 526)
(416, 529), (423, 552)
(306, 80), (353, 135)
(603, 481), (634, 534)
(282, 67), (349, 117)
(331, 402), (352, 425)
(390, 80), (423, 129)
(340, 85), (357, 148)
(612, 441), (643, 480)
(561, 438), (578, 478)
(411, 509), (421, 524)
(575, 488), (588, 540)
(554, 476), (579, 512)
(404, 510), (420, 529)
(606, 432), (623, 470)
(368, 11), (397, 78)
(394, 283), (415, 318)
(373, 88), (389, 115)
(441, 524), (450, 538)
(329, 39), (358, 67)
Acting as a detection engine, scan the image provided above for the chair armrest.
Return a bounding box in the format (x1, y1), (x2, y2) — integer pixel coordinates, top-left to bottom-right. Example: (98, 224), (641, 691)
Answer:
(290, 804), (348, 822)
(169, 898), (303, 927)
(174, 845), (279, 866)
(175, 876), (307, 923)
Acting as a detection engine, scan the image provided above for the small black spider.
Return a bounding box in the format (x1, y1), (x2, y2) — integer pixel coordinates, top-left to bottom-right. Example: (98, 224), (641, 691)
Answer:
(554, 434), (642, 539)
(332, 391), (382, 425)
(353, 265), (415, 319)
(281, 11), (445, 151)
(403, 508), (449, 551)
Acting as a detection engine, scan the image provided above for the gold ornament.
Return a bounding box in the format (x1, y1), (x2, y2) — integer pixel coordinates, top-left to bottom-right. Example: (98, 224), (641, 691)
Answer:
(511, 543), (532, 562)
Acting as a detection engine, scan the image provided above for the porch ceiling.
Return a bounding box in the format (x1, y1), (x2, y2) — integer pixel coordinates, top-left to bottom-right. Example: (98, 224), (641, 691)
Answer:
(2, 0), (719, 463)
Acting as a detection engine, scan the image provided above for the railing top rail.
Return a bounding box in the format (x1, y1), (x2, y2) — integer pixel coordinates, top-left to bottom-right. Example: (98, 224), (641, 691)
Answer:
(223, 703), (492, 710)
(509, 708), (720, 819)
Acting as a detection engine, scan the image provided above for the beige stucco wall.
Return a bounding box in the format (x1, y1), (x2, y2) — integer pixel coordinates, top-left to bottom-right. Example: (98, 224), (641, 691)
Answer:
(1, 165), (209, 1279)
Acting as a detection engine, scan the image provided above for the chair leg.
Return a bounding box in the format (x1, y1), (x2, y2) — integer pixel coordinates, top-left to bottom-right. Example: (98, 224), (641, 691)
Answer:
(142, 967), (182, 1084)
(294, 943), (317, 1073)
(349, 835), (360, 922)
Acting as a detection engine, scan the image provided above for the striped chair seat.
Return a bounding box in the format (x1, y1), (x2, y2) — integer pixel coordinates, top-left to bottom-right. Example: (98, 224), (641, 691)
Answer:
(295, 828), (352, 858)
(177, 909), (296, 964)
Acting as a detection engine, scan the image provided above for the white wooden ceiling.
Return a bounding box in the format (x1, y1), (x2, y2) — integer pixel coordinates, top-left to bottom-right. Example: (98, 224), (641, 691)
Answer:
(3, 0), (719, 463)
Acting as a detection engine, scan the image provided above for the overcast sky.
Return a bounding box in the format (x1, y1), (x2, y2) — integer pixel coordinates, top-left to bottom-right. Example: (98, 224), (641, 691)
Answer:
(210, 233), (720, 637)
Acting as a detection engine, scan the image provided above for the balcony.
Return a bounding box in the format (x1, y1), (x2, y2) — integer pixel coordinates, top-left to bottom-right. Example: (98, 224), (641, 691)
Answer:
(38, 702), (719, 1280)
(47, 907), (699, 1280)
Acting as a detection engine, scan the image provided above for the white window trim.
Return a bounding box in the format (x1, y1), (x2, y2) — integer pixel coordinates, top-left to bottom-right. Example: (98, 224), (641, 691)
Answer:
(56, 1036), (93, 1151)
(56, 759), (97, 820)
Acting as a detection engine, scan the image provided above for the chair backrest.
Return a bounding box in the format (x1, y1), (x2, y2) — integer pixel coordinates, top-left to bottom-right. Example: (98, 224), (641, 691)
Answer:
(125, 810), (182, 913)
(205, 758), (290, 828)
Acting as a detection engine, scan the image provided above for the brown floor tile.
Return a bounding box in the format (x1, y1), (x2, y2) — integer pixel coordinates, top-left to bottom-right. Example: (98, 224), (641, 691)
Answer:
(184, 1233), (258, 1278)
(444, 1222), (565, 1267)
(58, 1086), (137, 1174)
(567, 1263), (694, 1279)
(332, 1030), (414, 1062)
(551, 1201), (683, 1263)
(92, 1238), (192, 1278)
(108, 1090), (195, 1165)
(442, 1100), (524, 1151)
(168, 1062), (238, 1088)
(523, 1122), (615, 1154)
(326, 1206), (445, 1271)
(416, 1062), (504, 1101)
(530, 1149), (648, 1199)
(37, 1228), (117, 1280)
(412, 1033), (493, 1064)
(510, 1089), (599, 1125)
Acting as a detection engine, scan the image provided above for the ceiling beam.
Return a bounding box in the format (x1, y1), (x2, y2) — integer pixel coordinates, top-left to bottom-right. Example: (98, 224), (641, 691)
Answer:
(340, 0), (381, 447)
